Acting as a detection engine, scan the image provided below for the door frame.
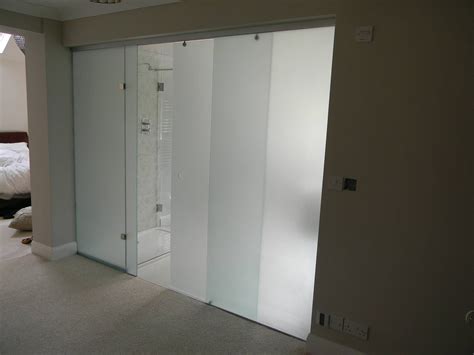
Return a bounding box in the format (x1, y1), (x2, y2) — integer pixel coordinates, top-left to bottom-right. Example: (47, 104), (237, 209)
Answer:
(125, 45), (138, 276)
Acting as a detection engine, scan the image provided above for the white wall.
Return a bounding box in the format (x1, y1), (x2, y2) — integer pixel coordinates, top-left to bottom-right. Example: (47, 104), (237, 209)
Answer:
(23, 29), (53, 250)
(257, 27), (335, 339)
(0, 36), (28, 132)
(170, 39), (214, 301)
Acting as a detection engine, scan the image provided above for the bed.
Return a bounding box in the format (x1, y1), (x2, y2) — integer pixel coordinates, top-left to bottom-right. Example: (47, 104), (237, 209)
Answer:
(0, 132), (31, 218)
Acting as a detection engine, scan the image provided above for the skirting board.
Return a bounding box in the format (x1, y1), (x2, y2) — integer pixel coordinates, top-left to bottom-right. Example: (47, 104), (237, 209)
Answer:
(31, 241), (77, 261)
(306, 334), (366, 355)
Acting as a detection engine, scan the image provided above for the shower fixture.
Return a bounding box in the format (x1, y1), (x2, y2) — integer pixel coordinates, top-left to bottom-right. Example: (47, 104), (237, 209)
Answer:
(140, 118), (151, 134)
(141, 63), (160, 71)
(140, 63), (173, 72)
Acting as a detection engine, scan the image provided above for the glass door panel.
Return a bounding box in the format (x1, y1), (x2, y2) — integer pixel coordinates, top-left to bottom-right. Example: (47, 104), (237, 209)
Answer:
(73, 47), (126, 269)
(257, 27), (335, 339)
(207, 33), (273, 320)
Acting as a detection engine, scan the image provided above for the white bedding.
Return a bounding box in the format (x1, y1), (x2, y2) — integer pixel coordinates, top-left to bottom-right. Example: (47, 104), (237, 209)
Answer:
(0, 142), (31, 199)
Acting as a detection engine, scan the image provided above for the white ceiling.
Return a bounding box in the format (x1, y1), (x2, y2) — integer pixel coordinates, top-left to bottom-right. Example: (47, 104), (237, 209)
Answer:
(0, 0), (179, 21)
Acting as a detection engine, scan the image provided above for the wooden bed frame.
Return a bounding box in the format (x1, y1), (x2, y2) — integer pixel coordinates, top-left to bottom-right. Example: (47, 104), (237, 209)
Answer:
(0, 131), (31, 218)
(0, 131), (29, 146)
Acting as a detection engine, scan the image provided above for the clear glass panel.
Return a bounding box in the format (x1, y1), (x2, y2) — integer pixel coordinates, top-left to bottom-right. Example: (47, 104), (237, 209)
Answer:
(156, 69), (173, 228)
(136, 44), (174, 287)
(207, 33), (273, 320)
(73, 47), (126, 269)
(257, 27), (335, 338)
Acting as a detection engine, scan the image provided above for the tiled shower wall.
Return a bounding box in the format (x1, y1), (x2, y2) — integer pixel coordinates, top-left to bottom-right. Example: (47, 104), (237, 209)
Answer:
(137, 44), (173, 232)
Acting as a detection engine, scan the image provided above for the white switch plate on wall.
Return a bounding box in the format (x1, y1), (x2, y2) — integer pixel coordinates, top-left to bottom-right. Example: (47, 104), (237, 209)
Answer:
(355, 26), (374, 42)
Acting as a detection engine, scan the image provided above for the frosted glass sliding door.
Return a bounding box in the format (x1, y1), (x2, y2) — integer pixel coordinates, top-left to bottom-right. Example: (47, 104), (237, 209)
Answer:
(257, 27), (335, 338)
(171, 40), (214, 301)
(131, 25), (334, 338)
(207, 34), (273, 319)
(74, 47), (127, 270)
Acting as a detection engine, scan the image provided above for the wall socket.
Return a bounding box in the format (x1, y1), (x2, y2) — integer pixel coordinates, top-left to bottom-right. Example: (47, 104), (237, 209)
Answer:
(343, 319), (369, 340)
(329, 314), (344, 332)
(316, 311), (330, 328)
(316, 310), (369, 341)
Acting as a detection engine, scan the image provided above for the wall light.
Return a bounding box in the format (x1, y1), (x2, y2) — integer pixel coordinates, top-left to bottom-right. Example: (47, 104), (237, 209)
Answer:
(0, 33), (11, 54)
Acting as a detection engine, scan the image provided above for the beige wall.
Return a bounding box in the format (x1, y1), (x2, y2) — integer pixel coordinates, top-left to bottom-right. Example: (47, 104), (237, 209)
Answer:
(62, 0), (336, 47)
(0, 8), (42, 34)
(6, 0), (471, 353)
(314, 1), (473, 354)
(43, 20), (76, 248)
(0, 38), (28, 133)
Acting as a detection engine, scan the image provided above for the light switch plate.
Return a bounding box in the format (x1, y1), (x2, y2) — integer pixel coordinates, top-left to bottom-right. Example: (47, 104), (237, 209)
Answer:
(355, 26), (374, 42)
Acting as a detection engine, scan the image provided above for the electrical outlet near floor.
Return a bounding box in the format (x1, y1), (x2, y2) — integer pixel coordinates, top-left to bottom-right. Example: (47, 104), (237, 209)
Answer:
(329, 314), (344, 332)
(343, 319), (369, 340)
(316, 310), (330, 328)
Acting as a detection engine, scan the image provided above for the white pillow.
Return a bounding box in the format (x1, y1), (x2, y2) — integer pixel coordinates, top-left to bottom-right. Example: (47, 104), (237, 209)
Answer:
(9, 206), (32, 231)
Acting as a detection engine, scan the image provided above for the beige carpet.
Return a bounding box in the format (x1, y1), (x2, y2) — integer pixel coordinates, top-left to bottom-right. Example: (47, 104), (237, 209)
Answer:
(0, 219), (31, 261)
(0, 254), (305, 354)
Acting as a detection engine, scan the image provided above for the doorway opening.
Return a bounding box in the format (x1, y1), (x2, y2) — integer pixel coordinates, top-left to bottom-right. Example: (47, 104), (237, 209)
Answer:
(137, 43), (174, 287)
(0, 31), (32, 261)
